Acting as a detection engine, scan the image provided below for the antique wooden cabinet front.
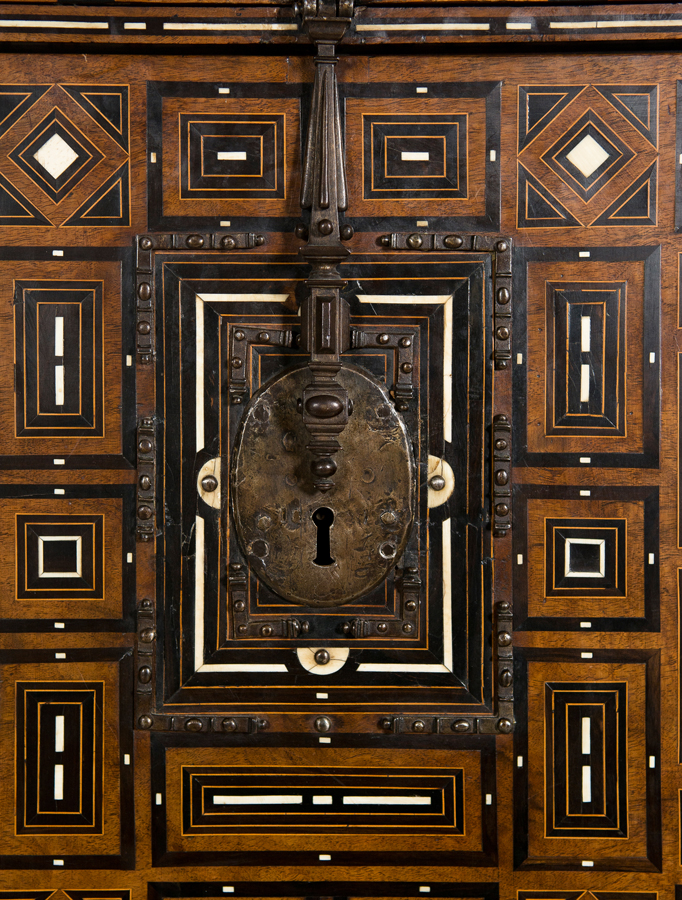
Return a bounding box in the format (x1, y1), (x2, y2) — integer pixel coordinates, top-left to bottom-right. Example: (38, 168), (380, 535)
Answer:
(0, 2), (678, 900)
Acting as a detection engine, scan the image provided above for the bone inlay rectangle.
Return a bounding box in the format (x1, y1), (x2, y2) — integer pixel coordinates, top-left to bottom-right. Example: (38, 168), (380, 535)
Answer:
(581, 315), (591, 352)
(356, 22), (490, 31)
(213, 795), (303, 805)
(197, 293), (290, 304)
(217, 151), (248, 160)
(313, 795), (333, 805)
(55, 365), (64, 406)
(342, 796), (432, 806)
(195, 296), (204, 452)
(55, 715), (65, 753)
(580, 364), (590, 403)
(0, 19), (109, 29)
(401, 151), (430, 161)
(194, 515), (205, 672)
(582, 716), (591, 754)
(582, 766), (591, 802)
(54, 317), (64, 357)
(54, 764), (64, 800)
(163, 21), (298, 31)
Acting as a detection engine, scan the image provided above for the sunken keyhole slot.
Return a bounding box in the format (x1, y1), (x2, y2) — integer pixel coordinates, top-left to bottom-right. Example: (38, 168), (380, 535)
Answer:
(313, 506), (335, 566)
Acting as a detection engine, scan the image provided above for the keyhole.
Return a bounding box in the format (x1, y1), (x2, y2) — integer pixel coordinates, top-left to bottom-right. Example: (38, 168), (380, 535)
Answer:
(313, 507), (335, 566)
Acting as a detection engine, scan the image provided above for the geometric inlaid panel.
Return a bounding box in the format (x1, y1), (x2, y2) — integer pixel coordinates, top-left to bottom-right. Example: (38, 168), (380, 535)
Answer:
(16, 514), (104, 600)
(0, 84), (130, 227)
(14, 280), (103, 437)
(513, 246), (660, 468)
(147, 82), (302, 230)
(544, 682), (627, 838)
(0, 649), (133, 868)
(181, 766), (464, 834)
(155, 253), (494, 718)
(518, 84), (658, 227)
(546, 281), (626, 436)
(16, 681), (104, 834)
(151, 737), (497, 866)
(513, 485), (659, 631)
(179, 114), (285, 199)
(363, 114), (467, 199)
(0, 486), (135, 631)
(0, 252), (135, 467)
(514, 649), (661, 871)
(343, 82), (500, 229)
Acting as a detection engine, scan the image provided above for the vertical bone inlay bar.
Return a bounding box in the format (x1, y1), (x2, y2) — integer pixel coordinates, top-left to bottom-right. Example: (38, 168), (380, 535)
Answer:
(55, 714), (65, 752)
(55, 316), (64, 405)
(579, 314), (590, 405)
(54, 764), (64, 800)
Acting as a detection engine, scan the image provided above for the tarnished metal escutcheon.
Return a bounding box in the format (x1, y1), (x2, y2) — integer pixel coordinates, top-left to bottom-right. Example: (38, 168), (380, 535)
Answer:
(232, 364), (415, 607)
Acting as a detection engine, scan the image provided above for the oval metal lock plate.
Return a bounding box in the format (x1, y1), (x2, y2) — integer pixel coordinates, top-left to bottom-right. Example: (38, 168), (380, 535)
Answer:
(232, 363), (416, 607)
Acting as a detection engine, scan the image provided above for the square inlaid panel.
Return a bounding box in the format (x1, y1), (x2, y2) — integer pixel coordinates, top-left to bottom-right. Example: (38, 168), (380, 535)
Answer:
(513, 485), (659, 631)
(147, 82), (303, 230)
(513, 246), (660, 468)
(518, 84), (658, 227)
(0, 485), (135, 631)
(0, 84), (130, 228)
(152, 250), (499, 725)
(343, 82), (500, 230)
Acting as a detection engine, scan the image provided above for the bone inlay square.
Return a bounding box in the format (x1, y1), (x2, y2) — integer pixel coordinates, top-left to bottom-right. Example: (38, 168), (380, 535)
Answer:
(565, 134), (610, 178)
(33, 134), (78, 179)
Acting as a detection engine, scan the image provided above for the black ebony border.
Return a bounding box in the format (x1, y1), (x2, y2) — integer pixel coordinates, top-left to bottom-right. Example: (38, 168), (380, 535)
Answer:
(0, 484), (136, 633)
(146, 81), (309, 233)
(150, 884), (498, 900)
(0, 647), (134, 869)
(150, 732), (497, 867)
(513, 648), (661, 872)
(512, 484), (659, 632)
(155, 253), (494, 715)
(342, 81), (501, 232)
(512, 245), (660, 468)
(0, 246), (135, 470)
(149, 884), (499, 900)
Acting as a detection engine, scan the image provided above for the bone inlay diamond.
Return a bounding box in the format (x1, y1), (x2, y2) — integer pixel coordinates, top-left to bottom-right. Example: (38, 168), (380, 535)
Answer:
(32, 134), (79, 179)
(565, 134), (610, 178)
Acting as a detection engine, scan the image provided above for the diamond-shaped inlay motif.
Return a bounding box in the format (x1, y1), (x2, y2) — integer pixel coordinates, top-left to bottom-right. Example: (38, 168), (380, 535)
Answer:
(32, 133), (78, 179)
(9, 107), (104, 203)
(543, 111), (634, 203)
(565, 134), (610, 178)
(517, 85), (658, 227)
